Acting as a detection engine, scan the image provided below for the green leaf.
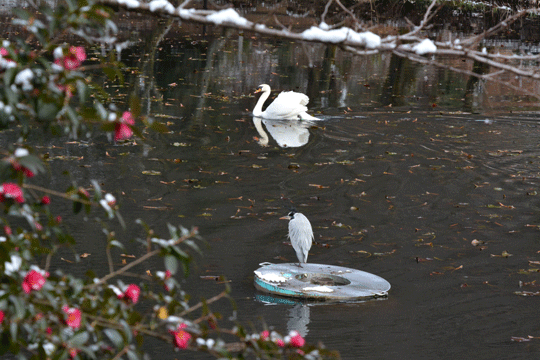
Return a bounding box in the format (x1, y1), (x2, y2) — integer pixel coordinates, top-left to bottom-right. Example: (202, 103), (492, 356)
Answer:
(9, 295), (25, 320)
(164, 255), (178, 275)
(73, 200), (82, 214)
(17, 155), (45, 175)
(171, 245), (189, 259)
(104, 328), (124, 350)
(128, 94), (141, 118)
(37, 100), (60, 122)
(109, 240), (125, 250)
(76, 80), (88, 103)
(69, 332), (89, 348)
(91, 180), (102, 201)
(103, 66), (117, 81)
(126, 349), (140, 360)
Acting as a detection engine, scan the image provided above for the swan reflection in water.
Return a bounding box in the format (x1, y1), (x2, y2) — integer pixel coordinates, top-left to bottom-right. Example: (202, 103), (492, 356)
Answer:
(252, 117), (317, 148)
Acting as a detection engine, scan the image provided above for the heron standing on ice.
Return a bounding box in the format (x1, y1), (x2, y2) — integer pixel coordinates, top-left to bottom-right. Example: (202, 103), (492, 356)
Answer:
(280, 210), (314, 267)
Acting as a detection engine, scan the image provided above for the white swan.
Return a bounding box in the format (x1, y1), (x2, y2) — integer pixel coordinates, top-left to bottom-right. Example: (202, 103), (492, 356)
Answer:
(252, 84), (320, 120)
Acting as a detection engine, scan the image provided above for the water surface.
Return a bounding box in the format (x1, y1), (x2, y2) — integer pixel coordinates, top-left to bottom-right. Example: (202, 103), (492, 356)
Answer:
(12, 26), (540, 359)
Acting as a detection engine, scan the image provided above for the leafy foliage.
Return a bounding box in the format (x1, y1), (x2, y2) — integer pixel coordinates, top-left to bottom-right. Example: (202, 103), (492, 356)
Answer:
(0, 0), (337, 359)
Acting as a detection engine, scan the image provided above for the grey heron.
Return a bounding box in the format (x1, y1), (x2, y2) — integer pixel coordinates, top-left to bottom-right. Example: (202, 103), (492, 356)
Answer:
(280, 210), (314, 267)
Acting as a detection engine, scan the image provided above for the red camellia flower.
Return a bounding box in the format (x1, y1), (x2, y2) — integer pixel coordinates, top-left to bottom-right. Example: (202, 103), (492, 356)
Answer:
(289, 331), (305, 348)
(172, 323), (191, 349)
(54, 46), (86, 70)
(275, 339), (285, 347)
(0, 310), (4, 324)
(22, 270), (46, 294)
(4, 226), (11, 235)
(0, 183), (24, 203)
(41, 196), (50, 205)
(11, 162), (34, 177)
(114, 111), (135, 141)
(62, 306), (82, 329)
(123, 284), (140, 304)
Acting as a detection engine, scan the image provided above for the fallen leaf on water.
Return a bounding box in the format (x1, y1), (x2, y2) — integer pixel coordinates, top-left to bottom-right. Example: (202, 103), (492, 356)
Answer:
(121, 254), (136, 258)
(309, 184), (329, 189)
(416, 257), (433, 263)
(491, 250), (512, 258)
(142, 170), (161, 176)
(514, 291), (540, 296)
(373, 249), (396, 256)
(354, 250), (372, 257)
(471, 239), (484, 246)
(79, 253), (91, 258)
(61, 258), (73, 263)
(511, 337), (532, 342)
(200, 276), (223, 281)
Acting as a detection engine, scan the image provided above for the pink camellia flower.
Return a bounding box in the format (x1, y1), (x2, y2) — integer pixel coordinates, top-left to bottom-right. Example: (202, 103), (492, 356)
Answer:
(54, 46), (86, 70)
(289, 331), (305, 348)
(260, 330), (269, 341)
(22, 270), (46, 294)
(0, 310), (4, 324)
(62, 306), (82, 329)
(41, 196), (50, 205)
(275, 339), (285, 347)
(114, 111), (135, 141)
(123, 284), (140, 304)
(4, 226), (11, 235)
(172, 323), (191, 349)
(0, 183), (24, 203)
(0, 48), (8, 56)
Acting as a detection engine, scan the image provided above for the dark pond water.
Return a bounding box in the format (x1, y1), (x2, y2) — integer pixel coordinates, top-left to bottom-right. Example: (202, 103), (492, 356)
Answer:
(8, 23), (540, 359)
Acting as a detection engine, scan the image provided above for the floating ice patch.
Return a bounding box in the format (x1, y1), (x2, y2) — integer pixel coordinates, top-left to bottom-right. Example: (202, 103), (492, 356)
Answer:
(207, 9), (249, 26)
(302, 286), (334, 293)
(254, 270), (287, 283)
(148, 0), (175, 14)
(412, 39), (437, 55)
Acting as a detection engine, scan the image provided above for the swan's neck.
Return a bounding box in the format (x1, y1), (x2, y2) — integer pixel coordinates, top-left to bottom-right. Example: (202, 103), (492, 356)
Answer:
(253, 89), (270, 116)
(252, 117), (269, 146)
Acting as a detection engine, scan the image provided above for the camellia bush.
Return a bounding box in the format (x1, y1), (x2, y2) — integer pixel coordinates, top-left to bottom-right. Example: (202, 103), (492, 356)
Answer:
(0, 0), (338, 359)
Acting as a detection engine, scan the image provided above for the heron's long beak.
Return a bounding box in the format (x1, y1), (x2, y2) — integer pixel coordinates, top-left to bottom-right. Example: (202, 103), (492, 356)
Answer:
(279, 216), (291, 220)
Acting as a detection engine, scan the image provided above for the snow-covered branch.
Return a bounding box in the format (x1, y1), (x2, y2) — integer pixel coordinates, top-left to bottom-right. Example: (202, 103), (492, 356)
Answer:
(99, 0), (540, 98)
